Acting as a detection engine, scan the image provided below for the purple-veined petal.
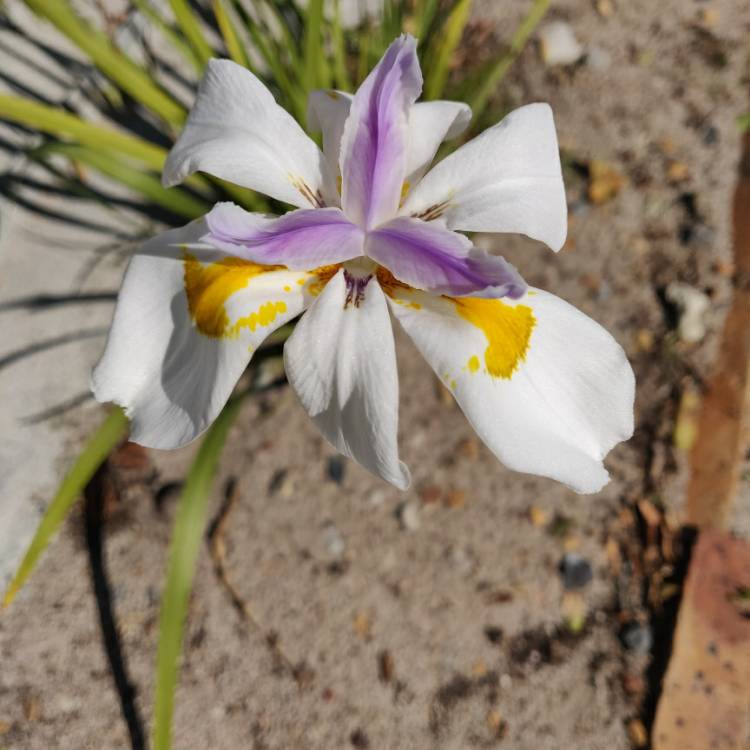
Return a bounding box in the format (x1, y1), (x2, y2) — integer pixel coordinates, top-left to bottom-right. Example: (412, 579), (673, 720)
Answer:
(339, 34), (422, 229)
(204, 202), (365, 270)
(284, 269), (410, 489)
(366, 216), (526, 298)
(308, 90), (470, 193)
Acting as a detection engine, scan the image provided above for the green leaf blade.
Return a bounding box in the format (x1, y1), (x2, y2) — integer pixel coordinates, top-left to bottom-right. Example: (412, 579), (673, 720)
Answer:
(168, 0), (215, 67)
(152, 397), (243, 750)
(24, 0), (186, 126)
(32, 143), (210, 219)
(468, 0), (551, 123)
(423, 0), (473, 101)
(2, 408), (129, 608)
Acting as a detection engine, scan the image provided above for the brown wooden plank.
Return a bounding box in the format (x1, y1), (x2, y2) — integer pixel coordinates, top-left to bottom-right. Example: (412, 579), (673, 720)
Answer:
(652, 529), (750, 750)
(686, 132), (750, 529)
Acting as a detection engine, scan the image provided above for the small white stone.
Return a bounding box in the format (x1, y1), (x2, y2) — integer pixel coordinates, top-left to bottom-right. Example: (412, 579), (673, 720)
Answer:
(368, 488), (387, 507)
(665, 282), (711, 343)
(55, 694), (79, 713)
(539, 21), (585, 66)
(399, 501), (421, 532)
(321, 521), (346, 557)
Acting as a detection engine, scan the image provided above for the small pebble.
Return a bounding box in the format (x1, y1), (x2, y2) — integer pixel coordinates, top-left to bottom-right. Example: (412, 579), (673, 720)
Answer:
(621, 621), (653, 654)
(350, 728), (370, 748)
(703, 124), (719, 146)
(484, 625), (504, 645)
(322, 521), (345, 558)
(368, 488), (387, 507)
(378, 650), (395, 682)
(539, 21), (584, 66)
(529, 505), (548, 527)
(327, 455), (346, 484)
(559, 553), (593, 590)
(627, 718), (648, 748)
(399, 501), (421, 531)
(445, 489), (466, 509)
(665, 282), (710, 343)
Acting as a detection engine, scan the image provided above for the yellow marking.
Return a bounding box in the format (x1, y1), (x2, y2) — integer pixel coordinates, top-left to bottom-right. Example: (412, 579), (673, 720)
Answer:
(467, 355), (480, 373)
(283, 285), (291, 292)
(399, 180), (411, 207)
(376, 267), (420, 307)
(325, 90), (341, 100)
(183, 251), (282, 338)
(336, 174), (343, 195)
(452, 297), (536, 379)
(450, 379), (457, 390)
(375, 266), (412, 296)
(297, 278), (306, 285)
(307, 264), (341, 297)
(230, 301), (287, 336)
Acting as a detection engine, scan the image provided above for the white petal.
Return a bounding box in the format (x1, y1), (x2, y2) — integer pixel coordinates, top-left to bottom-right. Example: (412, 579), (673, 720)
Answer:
(92, 219), (314, 448)
(164, 59), (331, 208)
(404, 100), (471, 187)
(401, 103), (568, 252)
(307, 90), (470, 189)
(385, 283), (634, 493)
(284, 269), (410, 489)
(307, 89), (352, 189)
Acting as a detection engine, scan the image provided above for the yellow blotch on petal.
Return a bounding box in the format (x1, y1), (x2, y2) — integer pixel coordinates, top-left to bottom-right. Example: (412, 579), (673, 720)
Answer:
(399, 180), (411, 206)
(183, 251), (281, 338)
(452, 297), (536, 379)
(325, 90), (340, 100)
(375, 266), (412, 296)
(230, 301), (287, 336)
(307, 264), (341, 296)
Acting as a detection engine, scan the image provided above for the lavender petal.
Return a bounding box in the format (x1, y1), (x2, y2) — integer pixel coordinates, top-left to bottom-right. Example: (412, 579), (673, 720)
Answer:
(340, 34), (422, 230)
(204, 202), (364, 270)
(366, 217), (527, 298)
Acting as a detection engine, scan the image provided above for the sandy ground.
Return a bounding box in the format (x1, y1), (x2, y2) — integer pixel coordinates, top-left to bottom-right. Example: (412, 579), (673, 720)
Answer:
(1, 0), (750, 748)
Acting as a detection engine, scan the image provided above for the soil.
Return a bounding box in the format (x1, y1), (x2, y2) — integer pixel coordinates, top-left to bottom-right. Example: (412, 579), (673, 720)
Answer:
(1, 0), (750, 748)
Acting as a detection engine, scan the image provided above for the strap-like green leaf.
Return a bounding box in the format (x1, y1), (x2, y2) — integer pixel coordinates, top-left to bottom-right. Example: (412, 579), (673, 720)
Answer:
(416, 0), (440, 41)
(33, 143), (210, 219)
(24, 0), (185, 126)
(212, 0), (250, 68)
(2, 408), (129, 608)
(0, 94), (166, 170)
(303, 0), (325, 94)
(168, 0), (214, 68)
(132, 0), (204, 73)
(468, 0), (550, 122)
(152, 396), (244, 750)
(423, 0), (473, 101)
(330, 0), (351, 91)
